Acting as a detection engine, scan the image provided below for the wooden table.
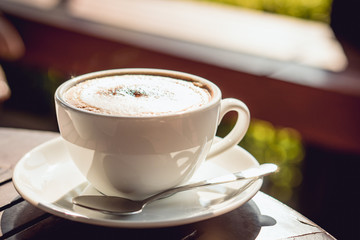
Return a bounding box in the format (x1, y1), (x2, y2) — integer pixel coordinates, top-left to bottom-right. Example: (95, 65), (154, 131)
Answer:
(0, 127), (335, 239)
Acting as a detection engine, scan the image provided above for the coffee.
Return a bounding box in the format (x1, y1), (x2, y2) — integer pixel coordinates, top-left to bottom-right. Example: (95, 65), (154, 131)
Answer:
(63, 75), (211, 116)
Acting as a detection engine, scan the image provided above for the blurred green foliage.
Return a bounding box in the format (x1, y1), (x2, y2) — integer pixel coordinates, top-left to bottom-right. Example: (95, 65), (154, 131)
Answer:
(217, 118), (304, 205)
(195, 0), (333, 23)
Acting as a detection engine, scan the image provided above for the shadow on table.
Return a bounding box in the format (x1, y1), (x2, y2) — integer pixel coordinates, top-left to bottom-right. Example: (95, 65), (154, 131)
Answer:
(1, 196), (275, 240)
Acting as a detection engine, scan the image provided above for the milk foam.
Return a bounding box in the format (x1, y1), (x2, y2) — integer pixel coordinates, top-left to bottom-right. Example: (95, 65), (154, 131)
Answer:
(63, 75), (211, 116)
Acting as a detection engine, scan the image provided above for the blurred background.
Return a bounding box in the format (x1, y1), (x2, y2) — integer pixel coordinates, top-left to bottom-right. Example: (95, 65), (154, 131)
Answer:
(0, 0), (359, 239)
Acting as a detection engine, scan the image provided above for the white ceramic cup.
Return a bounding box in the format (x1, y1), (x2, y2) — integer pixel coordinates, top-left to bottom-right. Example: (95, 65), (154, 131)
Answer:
(55, 68), (250, 199)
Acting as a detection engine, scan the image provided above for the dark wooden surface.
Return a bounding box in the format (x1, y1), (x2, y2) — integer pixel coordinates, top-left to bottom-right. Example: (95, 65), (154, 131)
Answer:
(0, 127), (336, 239)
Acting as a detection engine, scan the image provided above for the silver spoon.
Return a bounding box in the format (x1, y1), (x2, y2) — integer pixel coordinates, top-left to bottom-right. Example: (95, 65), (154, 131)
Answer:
(73, 163), (278, 215)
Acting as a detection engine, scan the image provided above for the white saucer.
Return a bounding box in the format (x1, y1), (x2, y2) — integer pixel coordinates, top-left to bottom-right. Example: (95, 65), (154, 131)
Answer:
(13, 137), (262, 228)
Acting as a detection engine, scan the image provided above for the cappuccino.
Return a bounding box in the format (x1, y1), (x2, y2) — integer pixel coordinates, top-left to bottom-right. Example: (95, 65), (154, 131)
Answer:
(63, 75), (211, 116)
(56, 69), (250, 198)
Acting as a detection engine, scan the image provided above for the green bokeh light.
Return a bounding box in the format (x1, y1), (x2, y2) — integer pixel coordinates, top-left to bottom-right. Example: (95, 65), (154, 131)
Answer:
(217, 119), (304, 205)
(194, 0), (333, 23)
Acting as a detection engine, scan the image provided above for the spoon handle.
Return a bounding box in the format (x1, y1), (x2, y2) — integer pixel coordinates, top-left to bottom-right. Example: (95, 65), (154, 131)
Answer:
(145, 163), (277, 203)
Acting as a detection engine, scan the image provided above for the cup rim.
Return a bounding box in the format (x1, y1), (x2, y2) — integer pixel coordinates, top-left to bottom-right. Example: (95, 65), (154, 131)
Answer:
(55, 68), (222, 119)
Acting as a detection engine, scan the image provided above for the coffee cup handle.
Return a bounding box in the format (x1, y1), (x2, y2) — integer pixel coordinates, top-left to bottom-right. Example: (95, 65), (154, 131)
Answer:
(207, 98), (250, 158)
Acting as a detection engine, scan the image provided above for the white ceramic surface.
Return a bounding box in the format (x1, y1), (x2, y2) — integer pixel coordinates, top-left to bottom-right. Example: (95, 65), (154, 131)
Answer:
(55, 68), (250, 199)
(13, 137), (262, 228)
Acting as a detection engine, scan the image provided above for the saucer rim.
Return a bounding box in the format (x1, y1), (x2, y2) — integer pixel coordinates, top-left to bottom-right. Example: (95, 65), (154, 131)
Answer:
(13, 136), (262, 228)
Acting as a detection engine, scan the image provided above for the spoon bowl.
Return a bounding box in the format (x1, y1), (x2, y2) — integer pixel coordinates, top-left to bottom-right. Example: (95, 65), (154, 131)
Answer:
(73, 163), (278, 215)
